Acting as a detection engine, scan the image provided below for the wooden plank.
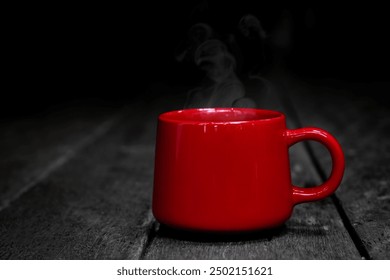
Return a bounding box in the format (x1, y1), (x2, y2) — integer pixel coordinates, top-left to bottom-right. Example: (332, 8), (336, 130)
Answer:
(287, 79), (390, 259)
(145, 202), (359, 259)
(0, 95), (183, 259)
(0, 106), (120, 211)
(143, 80), (360, 259)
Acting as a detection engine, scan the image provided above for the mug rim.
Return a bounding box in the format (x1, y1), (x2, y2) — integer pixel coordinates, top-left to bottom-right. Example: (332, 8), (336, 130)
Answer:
(159, 107), (285, 125)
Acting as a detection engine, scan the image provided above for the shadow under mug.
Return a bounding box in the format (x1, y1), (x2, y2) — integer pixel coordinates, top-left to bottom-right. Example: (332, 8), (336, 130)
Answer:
(153, 108), (345, 231)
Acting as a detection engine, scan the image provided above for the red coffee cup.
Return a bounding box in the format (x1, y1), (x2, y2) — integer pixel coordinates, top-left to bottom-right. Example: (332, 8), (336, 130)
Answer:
(153, 108), (344, 231)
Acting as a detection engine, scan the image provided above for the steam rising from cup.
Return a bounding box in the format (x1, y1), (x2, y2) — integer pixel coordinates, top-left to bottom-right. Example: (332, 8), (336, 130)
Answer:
(185, 39), (255, 108)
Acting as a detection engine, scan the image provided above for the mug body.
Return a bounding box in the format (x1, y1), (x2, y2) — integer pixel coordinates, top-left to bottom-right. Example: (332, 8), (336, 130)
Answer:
(153, 108), (293, 231)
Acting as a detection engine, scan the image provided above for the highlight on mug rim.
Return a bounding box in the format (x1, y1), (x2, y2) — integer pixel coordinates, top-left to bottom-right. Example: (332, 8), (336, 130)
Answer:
(158, 108), (285, 125)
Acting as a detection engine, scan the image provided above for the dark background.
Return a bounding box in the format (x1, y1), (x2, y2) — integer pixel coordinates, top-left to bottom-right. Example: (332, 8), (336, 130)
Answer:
(3, 1), (390, 117)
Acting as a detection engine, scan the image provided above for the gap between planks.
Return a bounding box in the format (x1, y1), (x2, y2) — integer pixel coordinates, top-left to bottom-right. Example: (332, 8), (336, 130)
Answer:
(136, 210), (158, 260)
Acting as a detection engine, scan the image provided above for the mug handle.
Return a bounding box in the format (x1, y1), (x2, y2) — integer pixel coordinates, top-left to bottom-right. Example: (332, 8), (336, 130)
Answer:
(285, 127), (345, 205)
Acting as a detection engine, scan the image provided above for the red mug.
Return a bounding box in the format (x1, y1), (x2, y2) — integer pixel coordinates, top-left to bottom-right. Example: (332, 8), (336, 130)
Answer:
(153, 108), (345, 231)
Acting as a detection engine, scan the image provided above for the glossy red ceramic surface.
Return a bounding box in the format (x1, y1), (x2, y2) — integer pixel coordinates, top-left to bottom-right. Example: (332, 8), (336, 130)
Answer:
(152, 108), (345, 231)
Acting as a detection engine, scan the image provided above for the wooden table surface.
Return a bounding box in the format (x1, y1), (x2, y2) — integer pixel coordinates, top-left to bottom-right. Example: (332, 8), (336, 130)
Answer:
(0, 78), (389, 259)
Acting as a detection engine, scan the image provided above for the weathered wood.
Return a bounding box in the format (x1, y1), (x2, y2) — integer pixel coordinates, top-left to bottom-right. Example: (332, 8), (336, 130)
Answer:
(287, 79), (390, 259)
(143, 80), (360, 259)
(0, 96), (183, 259)
(0, 83), (368, 259)
(0, 106), (119, 211)
(144, 200), (359, 259)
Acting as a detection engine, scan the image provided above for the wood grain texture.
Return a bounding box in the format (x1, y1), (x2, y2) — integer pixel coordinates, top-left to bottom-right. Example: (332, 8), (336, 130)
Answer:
(144, 200), (359, 259)
(287, 79), (390, 259)
(143, 80), (360, 259)
(0, 106), (119, 211)
(0, 95), (183, 259)
(0, 84), (368, 259)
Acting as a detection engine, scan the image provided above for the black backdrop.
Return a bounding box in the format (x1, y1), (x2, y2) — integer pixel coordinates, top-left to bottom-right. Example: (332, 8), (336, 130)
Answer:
(3, 1), (390, 116)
